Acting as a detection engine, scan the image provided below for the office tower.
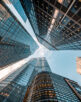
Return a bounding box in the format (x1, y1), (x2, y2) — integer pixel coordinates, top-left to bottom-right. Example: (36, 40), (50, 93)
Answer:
(0, 1), (38, 67)
(9, 0), (27, 22)
(76, 57), (81, 74)
(24, 71), (81, 102)
(0, 57), (51, 102)
(20, 0), (81, 50)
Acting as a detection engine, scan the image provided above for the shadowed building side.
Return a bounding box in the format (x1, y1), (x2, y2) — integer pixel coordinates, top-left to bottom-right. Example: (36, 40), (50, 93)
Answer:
(20, 0), (81, 50)
(0, 0), (38, 68)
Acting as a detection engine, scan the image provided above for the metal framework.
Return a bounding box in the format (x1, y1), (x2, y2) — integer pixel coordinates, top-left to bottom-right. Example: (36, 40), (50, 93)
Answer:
(20, 0), (81, 50)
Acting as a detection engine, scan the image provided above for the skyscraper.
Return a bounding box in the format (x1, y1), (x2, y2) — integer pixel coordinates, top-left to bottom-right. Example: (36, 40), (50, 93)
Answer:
(0, 0), (38, 67)
(9, 0), (27, 22)
(76, 57), (81, 74)
(24, 72), (81, 102)
(0, 57), (51, 102)
(0, 57), (81, 102)
(20, 0), (81, 50)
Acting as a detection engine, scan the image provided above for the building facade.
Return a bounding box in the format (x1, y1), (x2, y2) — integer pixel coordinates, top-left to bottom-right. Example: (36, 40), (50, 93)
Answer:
(24, 71), (81, 102)
(0, 57), (81, 102)
(9, 0), (27, 22)
(76, 57), (81, 74)
(20, 0), (81, 50)
(0, 0), (38, 68)
(0, 57), (51, 102)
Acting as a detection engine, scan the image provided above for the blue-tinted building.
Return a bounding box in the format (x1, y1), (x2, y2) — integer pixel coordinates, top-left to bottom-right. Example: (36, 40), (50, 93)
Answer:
(9, 0), (27, 22)
(0, 57), (51, 102)
(0, 57), (81, 102)
(0, 1), (38, 67)
(20, 0), (81, 50)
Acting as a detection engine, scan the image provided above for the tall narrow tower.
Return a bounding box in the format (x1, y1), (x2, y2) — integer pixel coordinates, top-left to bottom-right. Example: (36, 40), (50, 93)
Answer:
(0, 0), (38, 68)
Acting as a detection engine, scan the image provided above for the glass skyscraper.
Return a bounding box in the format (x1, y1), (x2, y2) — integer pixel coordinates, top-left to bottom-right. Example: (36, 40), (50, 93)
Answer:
(24, 71), (81, 102)
(9, 0), (27, 22)
(0, 57), (81, 102)
(20, 0), (81, 50)
(0, 0), (38, 67)
(0, 57), (51, 102)
(24, 58), (81, 102)
(0, 0), (81, 102)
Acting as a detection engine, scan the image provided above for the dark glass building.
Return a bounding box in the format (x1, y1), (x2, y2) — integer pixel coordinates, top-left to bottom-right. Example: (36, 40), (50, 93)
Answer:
(20, 0), (81, 50)
(24, 71), (81, 102)
(0, 0), (38, 67)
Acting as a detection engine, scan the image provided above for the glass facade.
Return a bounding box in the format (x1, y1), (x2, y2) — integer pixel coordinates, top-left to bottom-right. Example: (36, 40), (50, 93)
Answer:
(24, 72), (58, 102)
(0, 1), (38, 67)
(50, 73), (80, 102)
(0, 60), (35, 102)
(24, 71), (81, 102)
(0, 57), (81, 102)
(20, 0), (81, 50)
(0, 58), (51, 102)
(65, 79), (81, 100)
(9, 0), (27, 22)
(34, 57), (51, 73)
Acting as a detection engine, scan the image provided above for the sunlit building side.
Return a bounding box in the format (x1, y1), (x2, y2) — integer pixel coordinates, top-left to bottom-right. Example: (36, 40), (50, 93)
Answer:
(20, 0), (81, 50)
(76, 57), (81, 74)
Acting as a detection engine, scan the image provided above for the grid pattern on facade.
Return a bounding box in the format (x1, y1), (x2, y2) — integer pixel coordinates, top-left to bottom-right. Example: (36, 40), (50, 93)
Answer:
(9, 0), (27, 22)
(50, 73), (80, 102)
(23, 71), (81, 102)
(0, 43), (30, 67)
(34, 57), (51, 72)
(0, 2), (29, 45)
(0, 2), (31, 67)
(0, 58), (81, 102)
(23, 72), (58, 102)
(20, 0), (81, 50)
(0, 61), (35, 102)
(65, 79), (81, 100)
(0, 1), (38, 67)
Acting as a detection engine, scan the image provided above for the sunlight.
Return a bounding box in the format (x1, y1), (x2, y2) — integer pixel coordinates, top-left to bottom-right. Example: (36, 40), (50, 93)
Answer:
(0, 56), (32, 82)
(39, 46), (45, 57)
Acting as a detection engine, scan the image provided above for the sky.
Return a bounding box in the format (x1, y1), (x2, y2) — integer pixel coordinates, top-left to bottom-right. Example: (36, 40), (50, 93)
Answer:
(0, 0), (81, 85)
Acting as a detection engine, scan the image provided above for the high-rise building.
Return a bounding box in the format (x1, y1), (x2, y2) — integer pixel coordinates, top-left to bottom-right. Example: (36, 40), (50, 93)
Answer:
(0, 57), (51, 102)
(24, 71), (81, 102)
(76, 57), (81, 74)
(0, 0), (38, 67)
(9, 0), (27, 22)
(20, 0), (81, 50)
(0, 57), (81, 102)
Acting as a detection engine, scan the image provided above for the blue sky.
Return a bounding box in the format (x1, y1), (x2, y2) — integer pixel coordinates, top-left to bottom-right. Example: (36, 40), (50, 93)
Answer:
(46, 51), (81, 85)
(4, 1), (81, 85)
